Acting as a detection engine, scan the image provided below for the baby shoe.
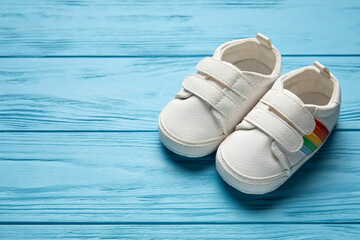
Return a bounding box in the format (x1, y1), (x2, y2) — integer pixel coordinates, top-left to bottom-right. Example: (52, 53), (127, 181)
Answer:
(216, 61), (341, 194)
(158, 33), (282, 157)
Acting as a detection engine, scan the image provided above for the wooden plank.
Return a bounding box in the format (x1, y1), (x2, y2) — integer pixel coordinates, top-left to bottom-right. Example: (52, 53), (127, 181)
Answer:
(1, 56), (359, 131)
(0, 0), (359, 56)
(0, 131), (359, 222)
(0, 224), (359, 239)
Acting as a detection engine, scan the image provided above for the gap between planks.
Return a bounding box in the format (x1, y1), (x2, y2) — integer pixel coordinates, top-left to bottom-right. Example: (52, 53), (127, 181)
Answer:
(0, 221), (359, 225)
(0, 54), (360, 58)
(1, 129), (359, 133)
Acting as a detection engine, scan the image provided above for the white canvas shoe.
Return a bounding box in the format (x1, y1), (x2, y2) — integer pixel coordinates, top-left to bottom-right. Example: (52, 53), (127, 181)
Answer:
(216, 61), (341, 194)
(158, 33), (282, 157)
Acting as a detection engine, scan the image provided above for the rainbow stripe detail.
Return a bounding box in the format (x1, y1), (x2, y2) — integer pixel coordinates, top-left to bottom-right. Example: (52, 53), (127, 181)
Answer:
(300, 119), (329, 155)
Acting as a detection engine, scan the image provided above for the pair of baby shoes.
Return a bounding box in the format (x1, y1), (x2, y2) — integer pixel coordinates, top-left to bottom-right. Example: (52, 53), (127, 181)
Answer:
(158, 33), (341, 194)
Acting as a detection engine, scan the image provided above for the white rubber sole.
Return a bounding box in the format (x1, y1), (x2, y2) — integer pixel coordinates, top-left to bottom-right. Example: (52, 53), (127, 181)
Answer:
(216, 134), (331, 194)
(216, 149), (288, 194)
(158, 114), (225, 158)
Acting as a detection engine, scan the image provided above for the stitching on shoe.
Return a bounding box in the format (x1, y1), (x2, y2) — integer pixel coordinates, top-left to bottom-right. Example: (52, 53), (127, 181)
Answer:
(260, 89), (315, 134)
(271, 142), (291, 171)
(183, 75), (237, 119)
(218, 149), (287, 183)
(246, 107), (302, 151)
(216, 151), (287, 194)
(210, 58), (255, 88)
(159, 117), (225, 146)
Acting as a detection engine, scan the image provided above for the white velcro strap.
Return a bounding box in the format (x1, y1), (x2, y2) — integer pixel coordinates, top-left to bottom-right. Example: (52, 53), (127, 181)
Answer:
(245, 107), (303, 152)
(261, 89), (315, 135)
(196, 57), (253, 99)
(183, 74), (237, 118)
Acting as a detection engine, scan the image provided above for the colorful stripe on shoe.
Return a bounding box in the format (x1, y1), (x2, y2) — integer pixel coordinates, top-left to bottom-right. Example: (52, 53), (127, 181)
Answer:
(300, 119), (329, 155)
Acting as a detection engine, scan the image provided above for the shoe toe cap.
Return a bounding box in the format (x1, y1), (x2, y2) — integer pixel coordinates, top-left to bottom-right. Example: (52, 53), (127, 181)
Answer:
(160, 97), (223, 143)
(219, 129), (285, 179)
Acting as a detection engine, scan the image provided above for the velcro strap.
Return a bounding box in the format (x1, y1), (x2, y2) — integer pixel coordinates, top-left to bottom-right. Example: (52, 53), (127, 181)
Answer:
(245, 107), (303, 152)
(183, 74), (237, 118)
(261, 89), (315, 135)
(196, 57), (253, 99)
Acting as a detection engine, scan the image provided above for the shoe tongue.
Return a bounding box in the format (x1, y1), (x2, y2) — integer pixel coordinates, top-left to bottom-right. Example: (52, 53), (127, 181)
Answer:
(282, 89), (304, 105)
(282, 89), (315, 116)
(212, 54), (263, 86)
(213, 51), (242, 71)
(203, 55), (244, 88)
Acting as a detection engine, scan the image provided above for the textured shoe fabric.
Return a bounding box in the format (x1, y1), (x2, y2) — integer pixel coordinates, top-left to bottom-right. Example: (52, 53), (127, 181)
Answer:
(216, 61), (341, 194)
(159, 33), (282, 157)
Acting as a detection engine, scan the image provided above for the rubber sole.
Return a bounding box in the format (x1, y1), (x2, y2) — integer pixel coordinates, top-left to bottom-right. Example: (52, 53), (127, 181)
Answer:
(158, 114), (225, 158)
(216, 133), (332, 194)
(216, 149), (287, 194)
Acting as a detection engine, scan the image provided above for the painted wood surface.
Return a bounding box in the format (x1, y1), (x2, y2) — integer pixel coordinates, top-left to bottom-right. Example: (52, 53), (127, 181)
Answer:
(0, 131), (359, 222)
(1, 57), (359, 131)
(0, 0), (359, 56)
(1, 0), (360, 238)
(0, 224), (359, 239)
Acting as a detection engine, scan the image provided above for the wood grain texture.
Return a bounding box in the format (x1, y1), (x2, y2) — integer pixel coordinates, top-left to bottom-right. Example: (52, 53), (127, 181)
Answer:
(0, 224), (359, 239)
(1, 0), (360, 237)
(0, 131), (359, 222)
(0, 0), (359, 56)
(1, 56), (359, 131)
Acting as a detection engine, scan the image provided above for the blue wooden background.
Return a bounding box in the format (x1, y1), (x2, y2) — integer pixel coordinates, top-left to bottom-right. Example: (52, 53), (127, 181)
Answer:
(0, 0), (360, 238)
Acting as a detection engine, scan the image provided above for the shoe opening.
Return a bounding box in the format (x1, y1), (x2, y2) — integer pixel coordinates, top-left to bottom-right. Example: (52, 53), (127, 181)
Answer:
(220, 39), (279, 76)
(283, 68), (335, 106)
